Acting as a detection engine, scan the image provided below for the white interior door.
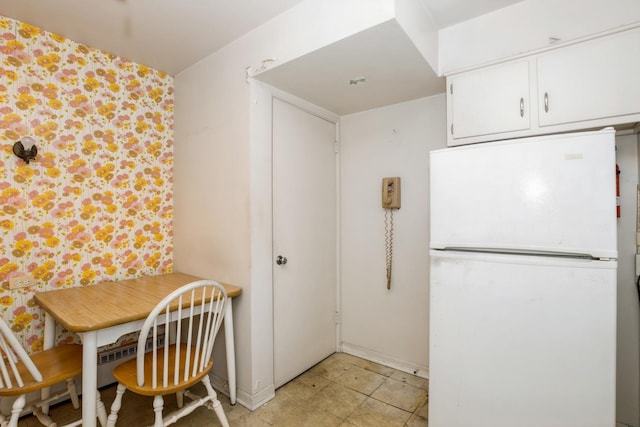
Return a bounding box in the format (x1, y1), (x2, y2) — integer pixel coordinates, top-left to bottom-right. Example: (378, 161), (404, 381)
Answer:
(273, 98), (337, 387)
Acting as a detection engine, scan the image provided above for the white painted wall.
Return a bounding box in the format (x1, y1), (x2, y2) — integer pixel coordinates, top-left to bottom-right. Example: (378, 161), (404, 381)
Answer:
(174, 0), (640, 416)
(395, 0), (439, 73)
(174, 0), (396, 408)
(439, 0), (640, 73)
(616, 134), (640, 427)
(173, 35), (253, 404)
(339, 94), (447, 376)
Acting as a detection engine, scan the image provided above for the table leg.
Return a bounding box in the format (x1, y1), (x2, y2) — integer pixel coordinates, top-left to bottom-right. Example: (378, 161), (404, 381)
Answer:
(41, 313), (56, 414)
(224, 301), (236, 405)
(81, 331), (98, 427)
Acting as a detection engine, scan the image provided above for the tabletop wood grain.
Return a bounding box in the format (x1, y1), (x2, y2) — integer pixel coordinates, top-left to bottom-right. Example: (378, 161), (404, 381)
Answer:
(34, 273), (242, 333)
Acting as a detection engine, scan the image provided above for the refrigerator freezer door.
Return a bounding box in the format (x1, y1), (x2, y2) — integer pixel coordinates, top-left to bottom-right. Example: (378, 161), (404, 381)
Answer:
(428, 250), (616, 427)
(430, 129), (617, 258)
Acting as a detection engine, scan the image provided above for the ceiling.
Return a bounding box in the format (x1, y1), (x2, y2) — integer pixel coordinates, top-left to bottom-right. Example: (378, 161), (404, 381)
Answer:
(0, 0), (523, 115)
(256, 19), (445, 115)
(424, 0), (525, 28)
(0, 0), (305, 76)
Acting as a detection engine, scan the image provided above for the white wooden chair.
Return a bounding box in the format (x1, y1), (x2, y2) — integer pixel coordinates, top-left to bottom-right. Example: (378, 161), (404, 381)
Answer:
(106, 280), (230, 427)
(0, 317), (107, 427)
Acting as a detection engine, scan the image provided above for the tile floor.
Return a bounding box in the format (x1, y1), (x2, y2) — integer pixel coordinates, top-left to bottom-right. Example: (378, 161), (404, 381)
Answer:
(18, 352), (429, 426)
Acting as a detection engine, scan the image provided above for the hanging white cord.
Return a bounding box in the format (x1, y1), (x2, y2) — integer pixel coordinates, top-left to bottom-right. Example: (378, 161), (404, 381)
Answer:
(636, 185), (640, 303)
(636, 185), (640, 255)
(385, 209), (394, 290)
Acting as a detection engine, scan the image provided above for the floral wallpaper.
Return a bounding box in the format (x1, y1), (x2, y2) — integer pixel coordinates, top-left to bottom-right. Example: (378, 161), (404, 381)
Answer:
(0, 17), (174, 352)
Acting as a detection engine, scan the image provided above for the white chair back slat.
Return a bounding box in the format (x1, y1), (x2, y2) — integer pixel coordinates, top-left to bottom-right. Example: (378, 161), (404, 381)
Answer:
(201, 293), (212, 369)
(206, 295), (224, 362)
(0, 335), (16, 388)
(0, 318), (43, 390)
(4, 347), (21, 389)
(152, 317), (158, 389)
(173, 301), (182, 386)
(136, 280), (228, 390)
(183, 292), (195, 382)
(162, 305), (170, 389)
(204, 290), (220, 367)
(200, 293), (214, 372)
(0, 357), (8, 388)
(192, 289), (206, 377)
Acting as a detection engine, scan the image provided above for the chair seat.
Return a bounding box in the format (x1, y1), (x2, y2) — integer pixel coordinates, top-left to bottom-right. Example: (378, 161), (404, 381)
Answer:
(0, 344), (82, 396)
(112, 344), (213, 397)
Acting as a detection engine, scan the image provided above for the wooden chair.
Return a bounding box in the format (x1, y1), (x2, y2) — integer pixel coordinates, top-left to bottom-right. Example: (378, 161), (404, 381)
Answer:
(0, 317), (107, 427)
(106, 280), (230, 427)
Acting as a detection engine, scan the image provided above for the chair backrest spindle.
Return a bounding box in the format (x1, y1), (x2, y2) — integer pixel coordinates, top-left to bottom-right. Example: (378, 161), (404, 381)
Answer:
(192, 288), (206, 377)
(173, 295), (182, 386)
(200, 289), (214, 372)
(0, 318), (44, 391)
(161, 305), (168, 388)
(136, 280), (228, 389)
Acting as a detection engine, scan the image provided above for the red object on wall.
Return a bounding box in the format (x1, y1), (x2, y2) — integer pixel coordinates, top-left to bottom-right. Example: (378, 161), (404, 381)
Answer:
(616, 163), (620, 218)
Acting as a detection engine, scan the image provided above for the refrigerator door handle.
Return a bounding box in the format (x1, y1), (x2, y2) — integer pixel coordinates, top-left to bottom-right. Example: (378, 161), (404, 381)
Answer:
(438, 247), (603, 260)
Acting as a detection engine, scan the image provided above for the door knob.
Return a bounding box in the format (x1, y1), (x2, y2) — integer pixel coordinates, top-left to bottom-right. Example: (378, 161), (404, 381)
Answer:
(276, 255), (288, 265)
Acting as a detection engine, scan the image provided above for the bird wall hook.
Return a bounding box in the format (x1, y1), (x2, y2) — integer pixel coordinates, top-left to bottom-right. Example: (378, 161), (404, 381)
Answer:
(13, 137), (37, 164)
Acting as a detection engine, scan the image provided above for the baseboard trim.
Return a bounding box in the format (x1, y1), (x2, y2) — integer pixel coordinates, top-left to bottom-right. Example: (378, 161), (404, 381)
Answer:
(209, 372), (275, 411)
(340, 343), (429, 379)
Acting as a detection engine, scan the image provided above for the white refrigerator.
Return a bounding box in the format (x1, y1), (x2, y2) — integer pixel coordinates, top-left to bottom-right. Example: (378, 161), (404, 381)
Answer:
(428, 128), (617, 427)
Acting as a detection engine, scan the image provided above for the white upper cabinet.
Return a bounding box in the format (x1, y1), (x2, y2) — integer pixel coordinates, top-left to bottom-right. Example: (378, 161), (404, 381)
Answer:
(537, 27), (640, 127)
(447, 25), (640, 146)
(449, 60), (530, 140)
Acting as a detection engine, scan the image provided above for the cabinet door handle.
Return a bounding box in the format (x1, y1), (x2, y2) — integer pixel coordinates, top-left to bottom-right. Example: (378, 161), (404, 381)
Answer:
(519, 97), (524, 117)
(544, 92), (549, 113)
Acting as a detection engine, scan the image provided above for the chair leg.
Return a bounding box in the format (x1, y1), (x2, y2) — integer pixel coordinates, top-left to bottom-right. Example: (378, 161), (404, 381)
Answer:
(96, 390), (108, 427)
(175, 390), (184, 408)
(32, 407), (55, 427)
(106, 383), (126, 427)
(67, 377), (80, 409)
(152, 395), (164, 427)
(8, 395), (25, 427)
(201, 376), (229, 427)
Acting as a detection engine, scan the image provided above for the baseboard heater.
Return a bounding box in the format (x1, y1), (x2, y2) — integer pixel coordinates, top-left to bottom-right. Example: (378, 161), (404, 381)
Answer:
(97, 335), (164, 388)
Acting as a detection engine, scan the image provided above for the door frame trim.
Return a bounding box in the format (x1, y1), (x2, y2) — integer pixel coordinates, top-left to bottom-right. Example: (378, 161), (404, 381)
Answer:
(249, 79), (341, 400)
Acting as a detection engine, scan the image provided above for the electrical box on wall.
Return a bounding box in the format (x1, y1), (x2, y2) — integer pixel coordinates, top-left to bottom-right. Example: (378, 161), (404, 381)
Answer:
(9, 274), (33, 290)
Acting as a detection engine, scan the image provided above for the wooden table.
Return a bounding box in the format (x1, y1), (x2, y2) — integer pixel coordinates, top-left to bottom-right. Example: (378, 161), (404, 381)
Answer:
(34, 272), (242, 427)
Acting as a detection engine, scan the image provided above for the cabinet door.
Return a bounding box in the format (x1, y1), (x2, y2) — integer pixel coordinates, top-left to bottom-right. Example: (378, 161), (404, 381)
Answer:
(449, 60), (530, 141)
(538, 27), (640, 127)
